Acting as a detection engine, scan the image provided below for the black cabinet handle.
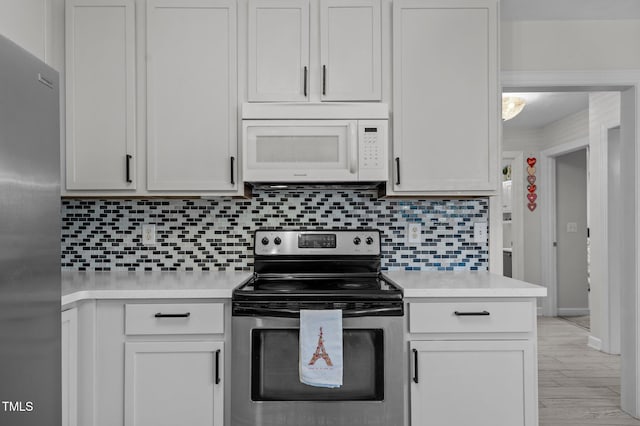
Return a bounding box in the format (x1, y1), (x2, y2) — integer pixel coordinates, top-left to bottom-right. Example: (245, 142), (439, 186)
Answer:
(412, 348), (419, 383)
(322, 65), (326, 96)
(454, 310), (490, 316)
(215, 349), (221, 384)
(395, 157), (401, 185)
(154, 312), (191, 318)
(230, 156), (235, 185)
(126, 154), (132, 183)
(303, 66), (308, 97)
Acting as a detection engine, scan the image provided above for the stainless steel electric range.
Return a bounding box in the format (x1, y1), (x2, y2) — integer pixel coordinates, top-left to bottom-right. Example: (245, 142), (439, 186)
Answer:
(231, 229), (404, 426)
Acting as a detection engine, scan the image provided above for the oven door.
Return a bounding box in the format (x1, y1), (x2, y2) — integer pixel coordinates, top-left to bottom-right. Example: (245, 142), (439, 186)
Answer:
(231, 314), (404, 426)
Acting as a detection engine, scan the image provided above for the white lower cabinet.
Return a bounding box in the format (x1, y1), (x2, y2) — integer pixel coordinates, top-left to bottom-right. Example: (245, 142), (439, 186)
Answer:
(124, 341), (224, 426)
(84, 300), (228, 426)
(409, 340), (535, 426)
(407, 299), (539, 426)
(61, 307), (78, 426)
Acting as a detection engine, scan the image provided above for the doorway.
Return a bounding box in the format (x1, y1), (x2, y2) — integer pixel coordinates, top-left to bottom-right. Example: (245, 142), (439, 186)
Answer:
(555, 148), (589, 325)
(501, 70), (640, 417)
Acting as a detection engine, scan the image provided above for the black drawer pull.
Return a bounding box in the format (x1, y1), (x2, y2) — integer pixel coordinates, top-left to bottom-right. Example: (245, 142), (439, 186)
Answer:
(215, 349), (221, 384)
(154, 312), (191, 318)
(412, 348), (419, 383)
(454, 310), (490, 316)
(395, 157), (401, 185)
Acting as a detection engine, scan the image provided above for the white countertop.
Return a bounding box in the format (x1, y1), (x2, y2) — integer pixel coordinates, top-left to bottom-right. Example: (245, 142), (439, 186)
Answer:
(62, 270), (546, 308)
(62, 271), (252, 307)
(384, 271), (547, 298)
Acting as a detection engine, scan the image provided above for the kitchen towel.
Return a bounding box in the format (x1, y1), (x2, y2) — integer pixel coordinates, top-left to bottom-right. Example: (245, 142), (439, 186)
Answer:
(299, 309), (343, 388)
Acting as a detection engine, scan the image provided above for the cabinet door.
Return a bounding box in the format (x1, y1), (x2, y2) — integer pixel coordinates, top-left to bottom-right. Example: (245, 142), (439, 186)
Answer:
(392, 0), (498, 194)
(124, 341), (224, 426)
(61, 308), (78, 426)
(248, 0), (309, 102)
(65, 0), (136, 190)
(410, 340), (536, 426)
(320, 0), (381, 101)
(147, 0), (237, 191)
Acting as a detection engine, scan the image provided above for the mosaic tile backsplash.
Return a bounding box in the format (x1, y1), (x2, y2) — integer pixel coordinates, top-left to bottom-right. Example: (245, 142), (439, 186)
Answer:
(61, 190), (489, 272)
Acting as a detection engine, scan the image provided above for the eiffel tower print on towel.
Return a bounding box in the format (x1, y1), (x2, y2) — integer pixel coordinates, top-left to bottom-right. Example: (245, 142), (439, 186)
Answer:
(308, 327), (333, 366)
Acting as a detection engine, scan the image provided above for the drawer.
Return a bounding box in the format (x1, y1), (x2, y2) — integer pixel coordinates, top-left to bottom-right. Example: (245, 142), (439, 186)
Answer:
(125, 303), (224, 335)
(409, 301), (533, 334)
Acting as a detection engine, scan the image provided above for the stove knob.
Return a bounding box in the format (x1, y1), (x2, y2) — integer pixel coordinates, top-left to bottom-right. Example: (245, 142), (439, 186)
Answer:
(261, 237), (269, 245)
(366, 236), (374, 245)
(274, 237), (282, 245)
(353, 237), (361, 245)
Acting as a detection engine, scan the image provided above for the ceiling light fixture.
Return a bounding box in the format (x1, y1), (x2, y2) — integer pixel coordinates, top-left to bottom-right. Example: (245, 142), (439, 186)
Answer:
(502, 96), (526, 121)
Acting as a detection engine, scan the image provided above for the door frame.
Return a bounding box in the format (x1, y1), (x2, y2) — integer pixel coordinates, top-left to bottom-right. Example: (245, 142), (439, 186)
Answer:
(539, 139), (589, 319)
(502, 151), (525, 280)
(502, 69), (640, 417)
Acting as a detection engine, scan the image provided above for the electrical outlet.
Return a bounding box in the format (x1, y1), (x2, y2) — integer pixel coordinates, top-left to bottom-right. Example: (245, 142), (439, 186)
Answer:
(142, 224), (156, 245)
(474, 222), (488, 243)
(406, 222), (422, 244)
(567, 222), (578, 233)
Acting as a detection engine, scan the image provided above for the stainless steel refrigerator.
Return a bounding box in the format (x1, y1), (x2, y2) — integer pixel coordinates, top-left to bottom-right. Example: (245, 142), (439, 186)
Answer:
(0, 34), (61, 425)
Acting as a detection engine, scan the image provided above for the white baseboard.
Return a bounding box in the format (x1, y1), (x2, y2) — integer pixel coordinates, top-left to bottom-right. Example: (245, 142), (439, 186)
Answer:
(557, 308), (590, 316)
(588, 335), (602, 351)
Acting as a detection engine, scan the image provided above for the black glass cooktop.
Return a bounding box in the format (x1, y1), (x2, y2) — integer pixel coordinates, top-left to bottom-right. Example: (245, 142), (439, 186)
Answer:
(233, 274), (402, 301)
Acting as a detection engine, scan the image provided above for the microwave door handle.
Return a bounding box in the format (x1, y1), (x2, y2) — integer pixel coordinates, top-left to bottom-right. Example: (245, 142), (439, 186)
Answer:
(349, 123), (357, 174)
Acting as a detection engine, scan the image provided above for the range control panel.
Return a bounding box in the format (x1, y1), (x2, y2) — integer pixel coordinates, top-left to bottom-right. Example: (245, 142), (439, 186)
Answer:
(254, 229), (381, 256)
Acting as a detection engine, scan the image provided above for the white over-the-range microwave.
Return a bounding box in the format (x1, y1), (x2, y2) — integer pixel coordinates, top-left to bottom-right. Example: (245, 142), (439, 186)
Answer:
(241, 103), (388, 183)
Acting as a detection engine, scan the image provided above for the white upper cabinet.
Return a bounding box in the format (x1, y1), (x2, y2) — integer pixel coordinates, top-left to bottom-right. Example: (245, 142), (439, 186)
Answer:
(319, 0), (381, 101)
(0, 0), (52, 64)
(247, 0), (381, 102)
(390, 0), (498, 195)
(247, 0), (309, 102)
(146, 0), (238, 191)
(65, 0), (136, 190)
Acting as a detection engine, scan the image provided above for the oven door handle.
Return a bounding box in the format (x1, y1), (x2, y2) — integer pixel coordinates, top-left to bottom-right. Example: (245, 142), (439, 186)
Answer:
(233, 306), (300, 317)
(346, 307), (403, 316)
(233, 305), (402, 317)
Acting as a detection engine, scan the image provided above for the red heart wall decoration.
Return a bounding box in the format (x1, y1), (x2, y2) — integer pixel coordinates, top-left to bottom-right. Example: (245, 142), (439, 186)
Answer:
(527, 184), (537, 193)
(527, 157), (537, 167)
(527, 193), (537, 203)
(527, 175), (536, 184)
(527, 202), (537, 211)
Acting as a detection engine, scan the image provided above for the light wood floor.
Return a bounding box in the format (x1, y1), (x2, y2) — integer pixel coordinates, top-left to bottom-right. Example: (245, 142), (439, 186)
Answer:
(538, 316), (640, 425)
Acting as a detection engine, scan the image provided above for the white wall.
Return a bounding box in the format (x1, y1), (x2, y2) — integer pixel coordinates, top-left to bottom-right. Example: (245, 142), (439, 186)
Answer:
(542, 110), (589, 149)
(556, 149), (589, 314)
(503, 128), (541, 285)
(502, 20), (640, 71)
